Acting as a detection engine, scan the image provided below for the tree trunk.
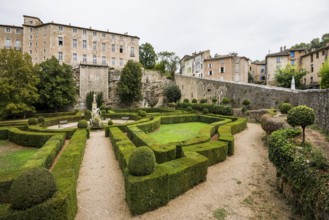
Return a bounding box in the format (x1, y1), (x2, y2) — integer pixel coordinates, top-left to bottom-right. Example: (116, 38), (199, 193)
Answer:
(302, 126), (306, 144)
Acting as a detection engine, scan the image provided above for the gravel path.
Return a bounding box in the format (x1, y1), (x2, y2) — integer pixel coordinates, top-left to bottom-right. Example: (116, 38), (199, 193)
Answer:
(76, 123), (293, 220)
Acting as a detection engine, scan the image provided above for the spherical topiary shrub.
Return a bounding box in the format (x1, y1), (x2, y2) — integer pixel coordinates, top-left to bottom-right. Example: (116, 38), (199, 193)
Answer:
(28, 118), (38, 125)
(222, 97), (230, 105)
(77, 119), (88, 128)
(200, 99), (207, 104)
(37, 116), (45, 123)
(183, 98), (189, 103)
(128, 146), (156, 176)
(242, 99), (250, 106)
(138, 110), (147, 117)
(84, 109), (91, 116)
(202, 108), (209, 114)
(279, 103), (293, 114)
(108, 120), (113, 126)
(186, 106), (193, 112)
(9, 167), (56, 210)
(192, 98), (197, 103)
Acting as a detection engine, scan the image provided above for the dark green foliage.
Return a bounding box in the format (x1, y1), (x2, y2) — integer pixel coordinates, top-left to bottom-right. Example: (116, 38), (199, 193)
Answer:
(242, 99), (250, 106)
(96, 92), (104, 108)
(192, 99), (197, 103)
(28, 118), (38, 125)
(186, 106), (193, 112)
(320, 59), (329, 89)
(139, 42), (157, 69)
(287, 105), (315, 143)
(77, 120), (88, 129)
(274, 64), (306, 89)
(176, 102), (233, 116)
(117, 60), (143, 106)
(0, 49), (39, 118)
(268, 128), (329, 219)
(36, 56), (77, 112)
(202, 108), (209, 114)
(157, 51), (180, 79)
(183, 98), (189, 103)
(200, 99), (207, 104)
(8, 127), (55, 148)
(164, 84), (181, 103)
(42, 112), (83, 127)
(108, 120), (113, 125)
(38, 116), (45, 123)
(85, 91), (94, 111)
(279, 103), (293, 114)
(0, 127), (8, 139)
(128, 147), (156, 176)
(138, 110), (147, 117)
(27, 126), (76, 139)
(212, 97), (218, 103)
(10, 167), (57, 210)
(221, 97), (230, 105)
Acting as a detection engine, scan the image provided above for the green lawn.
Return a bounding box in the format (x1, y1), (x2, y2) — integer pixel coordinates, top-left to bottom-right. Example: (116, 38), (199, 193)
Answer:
(0, 140), (37, 178)
(148, 122), (211, 144)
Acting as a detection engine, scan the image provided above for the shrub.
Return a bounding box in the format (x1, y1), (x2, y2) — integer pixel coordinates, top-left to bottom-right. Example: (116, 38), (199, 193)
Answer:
(279, 103), (293, 114)
(9, 167), (57, 210)
(77, 120), (88, 128)
(164, 84), (181, 103)
(202, 108), (209, 114)
(222, 97), (230, 105)
(128, 146), (156, 176)
(212, 97), (218, 103)
(287, 105), (315, 143)
(186, 106), (193, 112)
(108, 120), (113, 125)
(138, 110), (147, 117)
(84, 109), (91, 116)
(183, 98), (189, 103)
(38, 116), (45, 123)
(242, 99), (250, 106)
(200, 99), (207, 104)
(28, 118), (38, 125)
(192, 99), (197, 103)
(261, 114), (288, 134)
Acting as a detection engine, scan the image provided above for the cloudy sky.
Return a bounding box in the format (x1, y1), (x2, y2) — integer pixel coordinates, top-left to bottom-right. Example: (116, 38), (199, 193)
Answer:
(1, 0), (329, 61)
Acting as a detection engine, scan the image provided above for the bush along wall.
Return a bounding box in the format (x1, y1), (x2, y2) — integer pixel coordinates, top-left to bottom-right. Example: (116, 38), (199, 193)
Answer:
(268, 128), (329, 219)
(177, 102), (233, 116)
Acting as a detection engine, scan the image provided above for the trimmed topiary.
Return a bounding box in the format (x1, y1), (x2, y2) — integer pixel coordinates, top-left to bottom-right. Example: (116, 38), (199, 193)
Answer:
(37, 116), (45, 123)
(186, 106), (193, 112)
(138, 110), (147, 117)
(9, 167), (56, 210)
(128, 146), (156, 176)
(84, 109), (91, 116)
(202, 108), (209, 114)
(261, 114), (288, 134)
(28, 118), (38, 125)
(77, 119), (88, 128)
(183, 98), (189, 103)
(279, 103), (293, 114)
(222, 97), (230, 105)
(200, 99), (207, 104)
(212, 97), (218, 103)
(192, 99), (197, 103)
(108, 120), (113, 125)
(242, 99), (250, 106)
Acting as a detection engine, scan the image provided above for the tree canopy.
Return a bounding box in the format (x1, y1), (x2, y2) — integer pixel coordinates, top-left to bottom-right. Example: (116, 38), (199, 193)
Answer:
(116, 60), (143, 107)
(36, 57), (77, 112)
(157, 51), (180, 79)
(164, 84), (181, 103)
(0, 49), (39, 118)
(291, 33), (329, 51)
(139, 42), (157, 69)
(320, 59), (329, 89)
(274, 64), (306, 89)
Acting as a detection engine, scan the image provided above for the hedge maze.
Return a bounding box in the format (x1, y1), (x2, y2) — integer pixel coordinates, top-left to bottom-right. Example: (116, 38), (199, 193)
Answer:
(107, 113), (247, 215)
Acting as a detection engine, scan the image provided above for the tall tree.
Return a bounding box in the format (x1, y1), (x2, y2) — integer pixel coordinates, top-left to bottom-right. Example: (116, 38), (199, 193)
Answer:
(116, 60), (143, 107)
(320, 59), (329, 89)
(310, 38), (322, 50)
(157, 51), (180, 79)
(274, 64), (306, 89)
(0, 49), (39, 118)
(36, 57), (77, 112)
(139, 42), (157, 69)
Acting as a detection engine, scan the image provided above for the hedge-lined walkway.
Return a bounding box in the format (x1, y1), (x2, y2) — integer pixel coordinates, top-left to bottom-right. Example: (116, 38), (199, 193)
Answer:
(76, 124), (293, 220)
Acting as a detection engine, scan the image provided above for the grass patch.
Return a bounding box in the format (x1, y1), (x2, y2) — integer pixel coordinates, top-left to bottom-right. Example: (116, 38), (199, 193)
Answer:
(148, 122), (211, 144)
(214, 208), (228, 220)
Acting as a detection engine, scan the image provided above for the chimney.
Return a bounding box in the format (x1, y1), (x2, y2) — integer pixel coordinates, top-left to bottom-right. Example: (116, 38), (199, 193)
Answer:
(280, 46), (283, 52)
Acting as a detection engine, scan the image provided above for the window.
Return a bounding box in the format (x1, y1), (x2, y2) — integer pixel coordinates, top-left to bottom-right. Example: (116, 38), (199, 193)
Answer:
(83, 40), (87, 49)
(130, 47), (135, 57)
(208, 63), (212, 68)
(73, 39), (77, 48)
(261, 68), (265, 74)
(291, 60), (295, 65)
(310, 76), (313, 83)
(15, 40), (21, 49)
(93, 41), (97, 50)
(120, 45), (123, 53)
(30, 50), (32, 55)
(93, 31), (97, 36)
(102, 33), (106, 37)
(311, 64), (314, 72)
(29, 42), (32, 47)
(290, 51), (295, 58)
(102, 43), (106, 51)
(311, 54), (313, 62)
(30, 27), (33, 32)
(120, 58), (123, 66)
(72, 28), (77, 33)
(73, 53), (77, 62)
(16, 29), (21, 34)
(83, 30), (87, 35)
(102, 56), (106, 65)
(58, 37), (63, 46)
(316, 52), (319, 59)
(111, 34), (115, 39)
(111, 57), (115, 66)
(208, 70), (213, 75)
(220, 67), (225, 73)
(5, 38), (10, 48)
(111, 44), (115, 52)
(93, 55), (97, 64)
(5, 27), (10, 33)
(30, 35), (33, 40)
(83, 54), (87, 63)
(276, 57), (281, 63)
(58, 52), (63, 61)
(29, 20), (33, 24)
(59, 26), (63, 31)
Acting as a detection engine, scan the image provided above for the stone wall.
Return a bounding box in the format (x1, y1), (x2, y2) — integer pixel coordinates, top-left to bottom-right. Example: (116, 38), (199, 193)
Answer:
(176, 75), (329, 132)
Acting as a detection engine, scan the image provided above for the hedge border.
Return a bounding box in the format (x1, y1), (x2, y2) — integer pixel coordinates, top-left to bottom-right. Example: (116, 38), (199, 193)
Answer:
(27, 125), (76, 139)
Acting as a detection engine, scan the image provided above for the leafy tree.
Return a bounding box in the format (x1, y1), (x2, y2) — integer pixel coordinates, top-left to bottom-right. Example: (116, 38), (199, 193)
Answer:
(320, 59), (329, 89)
(310, 38), (322, 50)
(139, 42), (157, 69)
(85, 91), (104, 110)
(287, 105), (315, 144)
(117, 60), (143, 107)
(291, 42), (310, 51)
(164, 84), (181, 103)
(0, 49), (39, 118)
(274, 64), (306, 89)
(36, 57), (77, 112)
(157, 51), (180, 79)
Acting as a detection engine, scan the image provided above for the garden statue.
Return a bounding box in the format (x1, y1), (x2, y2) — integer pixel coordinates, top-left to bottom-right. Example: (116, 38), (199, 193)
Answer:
(89, 93), (103, 129)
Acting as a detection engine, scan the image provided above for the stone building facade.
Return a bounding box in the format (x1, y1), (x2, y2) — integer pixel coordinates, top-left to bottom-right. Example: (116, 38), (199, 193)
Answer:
(180, 50), (211, 78)
(250, 60), (266, 82)
(0, 24), (23, 51)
